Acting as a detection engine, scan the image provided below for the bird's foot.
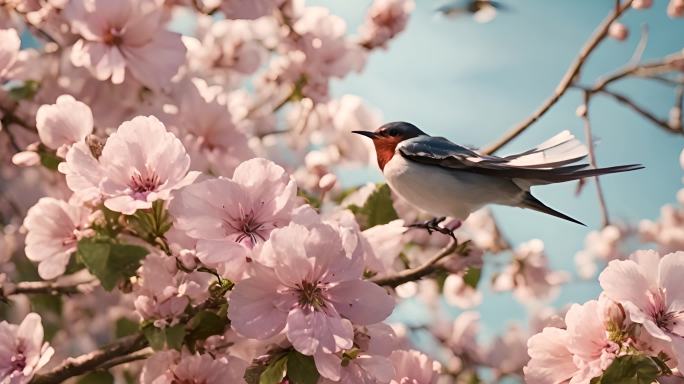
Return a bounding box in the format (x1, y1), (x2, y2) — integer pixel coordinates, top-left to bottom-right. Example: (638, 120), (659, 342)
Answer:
(408, 217), (460, 240)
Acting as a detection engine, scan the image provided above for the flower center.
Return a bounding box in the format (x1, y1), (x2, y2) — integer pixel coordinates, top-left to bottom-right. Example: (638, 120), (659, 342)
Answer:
(102, 27), (124, 46)
(10, 349), (27, 373)
(223, 206), (269, 247)
(296, 280), (326, 311)
(129, 171), (161, 199)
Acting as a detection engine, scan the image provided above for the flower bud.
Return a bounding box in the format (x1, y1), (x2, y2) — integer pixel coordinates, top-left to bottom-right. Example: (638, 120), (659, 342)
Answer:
(632, 0), (653, 9)
(599, 295), (625, 331)
(669, 0), (684, 18)
(318, 173), (337, 192)
(11, 151), (40, 167)
(608, 22), (629, 41)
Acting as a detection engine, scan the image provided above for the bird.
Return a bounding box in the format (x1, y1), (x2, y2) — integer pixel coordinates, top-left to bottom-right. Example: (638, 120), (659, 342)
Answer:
(353, 122), (643, 232)
(436, 0), (508, 23)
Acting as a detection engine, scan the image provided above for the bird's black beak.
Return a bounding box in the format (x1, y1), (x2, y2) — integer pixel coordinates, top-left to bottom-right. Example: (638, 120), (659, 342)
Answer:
(352, 130), (377, 139)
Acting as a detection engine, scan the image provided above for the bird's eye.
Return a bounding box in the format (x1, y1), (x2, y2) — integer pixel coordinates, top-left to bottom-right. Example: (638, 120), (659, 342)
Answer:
(388, 128), (399, 137)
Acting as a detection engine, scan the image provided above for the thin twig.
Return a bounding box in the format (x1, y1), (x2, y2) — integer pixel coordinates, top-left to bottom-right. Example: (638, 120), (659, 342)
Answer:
(580, 92), (610, 227)
(30, 334), (148, 384)
(370, 240), (460, 288)
(587, 88), (681, 134)
(482, 0), (634, 155)
(628, 24), (649, 67)
(93, 350), (152, 371)
(1, 279), (98, 298)
(672, 81), (683, 132)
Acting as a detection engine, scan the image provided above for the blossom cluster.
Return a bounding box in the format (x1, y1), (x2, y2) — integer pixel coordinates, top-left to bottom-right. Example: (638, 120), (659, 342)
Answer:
(0, 1), (682, 384)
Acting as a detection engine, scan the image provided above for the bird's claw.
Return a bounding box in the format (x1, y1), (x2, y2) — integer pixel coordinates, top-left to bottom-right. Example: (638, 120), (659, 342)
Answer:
(408, 217), (459, 240)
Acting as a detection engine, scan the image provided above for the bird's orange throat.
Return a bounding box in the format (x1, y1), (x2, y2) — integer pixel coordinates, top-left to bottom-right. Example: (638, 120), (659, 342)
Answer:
(373, 137), (402, 170)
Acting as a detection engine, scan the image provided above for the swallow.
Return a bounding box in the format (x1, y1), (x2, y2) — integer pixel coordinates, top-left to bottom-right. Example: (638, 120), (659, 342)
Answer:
(353, 122), (643, 231)
(436, 0), (508, 23)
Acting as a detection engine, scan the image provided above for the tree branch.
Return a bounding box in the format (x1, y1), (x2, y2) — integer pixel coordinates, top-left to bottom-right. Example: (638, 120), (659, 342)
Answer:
(482, 0), (634, 155)
(580, 92), (611, 227)
(30, 334), (148, 384)
(370, 240), (460, 288)
(1, 279), (98, 298)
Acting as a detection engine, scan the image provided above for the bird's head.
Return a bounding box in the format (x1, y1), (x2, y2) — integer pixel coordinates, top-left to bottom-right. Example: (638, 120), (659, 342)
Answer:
(353, 122), (427, 170)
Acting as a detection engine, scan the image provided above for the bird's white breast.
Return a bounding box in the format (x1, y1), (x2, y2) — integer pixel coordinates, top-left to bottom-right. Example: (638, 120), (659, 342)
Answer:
(383, 150), (521, 219)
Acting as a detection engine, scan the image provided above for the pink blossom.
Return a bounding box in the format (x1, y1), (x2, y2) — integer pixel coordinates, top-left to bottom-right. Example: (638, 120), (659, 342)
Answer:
(524, 300), (618, 384)
(449, 311), (481, 364)
(133, 252), (210, 326)
(575, 225), (628, 279)
(23, 197), (91, 280)
(316, 324), (397, 383)
(0, 28), (20, 80)
(361, 219), (407, 275)
(227, 222), (395, 357)
(292, 7), (367, 79)
(389, 350), (441, 384)
(64, 0), (186, 90)
(59, 116), (198, 214)
(639, 204), (684, 253)
(0, 313), (54, 384)
(170, 157), (297, 248)
(599, 250), (684, 371)
(36, 95), (94, 158)
(484, 325), (528, 378)
(141, 350), (248, 384)
(173, 78), (255, 176)
(220, 0), (285, 20)
(358, 0), (414, 50)
(443, 274), (482, 309)
(492, 239), (568, 302)
(632, 0), (653, 9)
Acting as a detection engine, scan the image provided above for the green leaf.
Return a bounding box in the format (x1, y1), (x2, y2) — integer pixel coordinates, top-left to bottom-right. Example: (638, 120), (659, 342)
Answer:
(142, 325), (166, 351)
(259, 355), (288, 384)
(185, 310), (228, 346)
(348, 183), (398, 230)
(78, 371), (114, 384)
(77, 240), (147, 291)
(165, 323), (186, 350)
(115, 317), (139, 338)
(39, 151), (62, 171)
(286, 351), (319, 384)
(463, 267), (482, 289)
(8, 80), (40, 101)
(593, 355), (662, 384)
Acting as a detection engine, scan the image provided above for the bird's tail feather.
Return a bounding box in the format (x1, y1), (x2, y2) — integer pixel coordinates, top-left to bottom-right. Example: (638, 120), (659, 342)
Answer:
(520, 192), (586, 226)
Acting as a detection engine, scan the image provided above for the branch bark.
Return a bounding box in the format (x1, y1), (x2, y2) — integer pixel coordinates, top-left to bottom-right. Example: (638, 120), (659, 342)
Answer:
(370, 240), (460, 288)
(1, 279), (98, 298)
(30, 334), (148, 384)
(482, 0), (634, 155)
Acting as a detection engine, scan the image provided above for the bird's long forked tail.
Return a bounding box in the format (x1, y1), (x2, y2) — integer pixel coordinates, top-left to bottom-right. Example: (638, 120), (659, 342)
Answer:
(520, 192), (586, 226)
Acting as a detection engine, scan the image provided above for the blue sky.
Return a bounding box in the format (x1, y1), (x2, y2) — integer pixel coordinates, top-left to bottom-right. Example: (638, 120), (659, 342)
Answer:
(310, 0), (684, 339)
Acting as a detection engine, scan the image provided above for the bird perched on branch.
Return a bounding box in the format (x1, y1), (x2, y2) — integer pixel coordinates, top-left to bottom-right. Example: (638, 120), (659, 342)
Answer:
(353, 122), (642, 236)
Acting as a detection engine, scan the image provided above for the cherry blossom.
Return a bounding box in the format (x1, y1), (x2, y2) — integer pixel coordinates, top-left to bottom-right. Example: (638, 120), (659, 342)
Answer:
(141, 350), (248, 384)
(133, 252), (210, 327)
(59, 115), (198, 214)
(170, 157), (297, 248)
(220, 0), (285, 20)
(358, 0), (415, 50)
(389, 350), (441, 384)
(64, 0), (186, 89)
(23, 197), (91, 280)
(0, 28), (20, 80)
(599, 250), (684, 371)
(228, 222), (395, 357)
(35, 95), (94, 158)
(0, 313), (54, 384)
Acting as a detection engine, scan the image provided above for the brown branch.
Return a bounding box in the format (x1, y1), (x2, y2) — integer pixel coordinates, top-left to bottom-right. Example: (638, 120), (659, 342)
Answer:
(588, 88), (682, 135)
(30, 334), (148, 384)
(580, 92), (610, 227)
(1, 279), (98, 298)
(370, 240), (460, 288)
(482, 0), (634, 155)
(93, 351), (152, 371)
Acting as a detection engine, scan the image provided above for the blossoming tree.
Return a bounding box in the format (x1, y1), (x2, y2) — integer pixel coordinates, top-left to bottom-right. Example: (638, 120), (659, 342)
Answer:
(0, 0), (683, 383)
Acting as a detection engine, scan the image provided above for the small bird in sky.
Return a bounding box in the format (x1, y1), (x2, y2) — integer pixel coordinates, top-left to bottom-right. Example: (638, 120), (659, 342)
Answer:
(436, 0), (508, 23)
(353, 122), (643, 235)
